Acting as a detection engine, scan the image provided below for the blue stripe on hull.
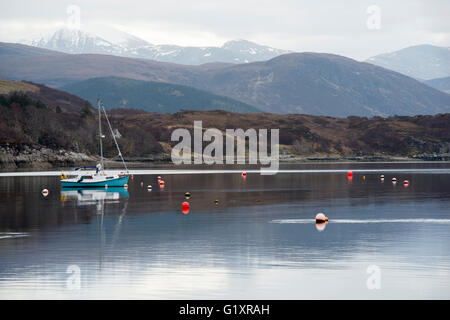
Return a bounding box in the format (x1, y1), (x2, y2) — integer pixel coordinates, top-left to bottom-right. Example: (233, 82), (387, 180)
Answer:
(61, 176), (129, 188)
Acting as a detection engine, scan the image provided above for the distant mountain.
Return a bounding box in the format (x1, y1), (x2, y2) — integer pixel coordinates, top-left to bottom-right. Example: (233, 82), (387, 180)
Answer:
(192, 53), (450, 116)
(60, 77), (261, 113)
(28, 28), (123, 56)
(366, 44), (450, 80)
(0, 42), (194, 87)
(2, 43), (450, 117)
(424, 76), (450, 94)
(25, 28), (289, 65)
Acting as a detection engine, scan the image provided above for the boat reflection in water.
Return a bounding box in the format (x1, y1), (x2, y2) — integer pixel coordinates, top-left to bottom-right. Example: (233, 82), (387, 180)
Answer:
(61, 187), (129, 269)
(60, 187), (129, 215)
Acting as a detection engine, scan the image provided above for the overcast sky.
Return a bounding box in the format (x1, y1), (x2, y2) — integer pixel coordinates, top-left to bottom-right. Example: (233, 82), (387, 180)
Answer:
(0, 0), (449, 60)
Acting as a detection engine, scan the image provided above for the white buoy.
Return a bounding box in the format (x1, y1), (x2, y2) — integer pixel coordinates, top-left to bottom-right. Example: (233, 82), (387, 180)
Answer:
(41, 189), (49, 196)
(315, 213), (328, 223)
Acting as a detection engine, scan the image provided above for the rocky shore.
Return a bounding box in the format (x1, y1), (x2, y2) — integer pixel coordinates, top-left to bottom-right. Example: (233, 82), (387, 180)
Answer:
(2, 143), (450, 170)
(0, 144), (97, 169)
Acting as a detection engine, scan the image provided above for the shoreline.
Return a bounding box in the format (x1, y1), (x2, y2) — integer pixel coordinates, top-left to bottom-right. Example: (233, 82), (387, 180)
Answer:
(2, 145), (450, 170)
(2, 167), (450, 177)
(2, 156), (450, 173)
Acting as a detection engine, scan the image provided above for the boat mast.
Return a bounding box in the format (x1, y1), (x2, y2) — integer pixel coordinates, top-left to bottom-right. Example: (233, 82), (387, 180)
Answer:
(98, 99), (104, 171)
(100, 101), (129, 174)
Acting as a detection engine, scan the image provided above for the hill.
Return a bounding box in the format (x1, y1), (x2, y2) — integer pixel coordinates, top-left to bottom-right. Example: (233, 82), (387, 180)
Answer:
(1, 43), (450, 116)
(424, 77), (450, 94)
(0, 78), (92, 112)
(60, 77), (261, 113)
(366, 44), (450, 80)
(2, 85), (450, 168)
(0, 79), (39, 95)
(0, 85), (163, 168)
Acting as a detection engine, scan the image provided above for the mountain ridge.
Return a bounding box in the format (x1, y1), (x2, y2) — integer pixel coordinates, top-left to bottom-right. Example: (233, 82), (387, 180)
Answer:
(24, 27), (289, 65)
(1, 42), (450, 117)
(424, 76), (450, 94)
(366, 44), (450, 80)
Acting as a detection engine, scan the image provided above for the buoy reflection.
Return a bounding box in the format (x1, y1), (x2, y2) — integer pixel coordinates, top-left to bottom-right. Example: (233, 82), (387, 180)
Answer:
(315, 222), (327, 232)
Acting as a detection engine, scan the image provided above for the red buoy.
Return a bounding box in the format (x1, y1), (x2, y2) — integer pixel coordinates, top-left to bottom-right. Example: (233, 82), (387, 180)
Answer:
(159, 180), (165, 186)
(403, 180), (410, 187)
(242, 172), (247, 177)
(157, 176), (162, 180)
(347, 171), (353, 177)
(182, 201), (190, 214)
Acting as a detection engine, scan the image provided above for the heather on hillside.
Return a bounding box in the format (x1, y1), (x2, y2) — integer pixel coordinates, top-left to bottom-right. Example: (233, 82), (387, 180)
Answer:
(2, 90), (450, 164)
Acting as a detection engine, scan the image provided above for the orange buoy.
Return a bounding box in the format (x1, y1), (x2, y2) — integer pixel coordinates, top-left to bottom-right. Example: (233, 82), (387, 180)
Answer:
(315, 213), (328, 223)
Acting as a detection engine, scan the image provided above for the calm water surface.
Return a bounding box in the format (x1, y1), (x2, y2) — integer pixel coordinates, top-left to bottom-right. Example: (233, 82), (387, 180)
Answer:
(1, 163), (450, 299)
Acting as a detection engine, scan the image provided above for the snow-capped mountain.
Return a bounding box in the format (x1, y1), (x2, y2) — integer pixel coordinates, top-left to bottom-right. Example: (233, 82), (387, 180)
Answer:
(29, 28), (124, 55)
(222, 39), (288, 62)
(25, 28), (290, 65)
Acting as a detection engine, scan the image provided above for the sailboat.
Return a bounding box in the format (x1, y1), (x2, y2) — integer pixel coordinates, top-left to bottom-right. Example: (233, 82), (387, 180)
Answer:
(61, 100), (130, 188)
